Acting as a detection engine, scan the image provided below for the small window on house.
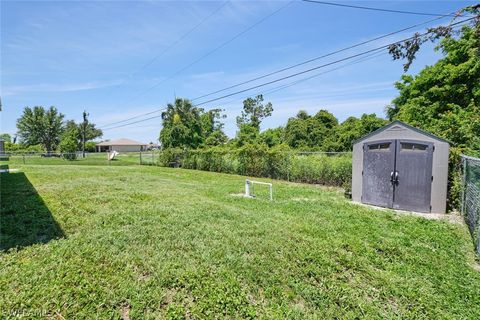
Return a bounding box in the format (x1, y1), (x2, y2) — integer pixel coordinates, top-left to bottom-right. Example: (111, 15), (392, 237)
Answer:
(368, 143), (390, 151)
(401, 142), (428, 151)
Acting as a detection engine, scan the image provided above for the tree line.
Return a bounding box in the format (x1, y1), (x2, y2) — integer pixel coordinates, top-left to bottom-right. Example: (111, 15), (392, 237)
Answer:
(3, 107), (102, 157)
(158, 95), (388, 152)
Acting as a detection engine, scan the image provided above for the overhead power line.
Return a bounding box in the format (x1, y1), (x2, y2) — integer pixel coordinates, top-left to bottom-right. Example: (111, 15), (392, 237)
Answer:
(101, 0), (293, 129)
(190, 13), (454, 102)
(193, 47), (395, 107)
(192, 17), (474, 106)
(123, 0), (294, 105)
(103, 113), (166, 131)
(104, 48), (386, 130)
(301, 0), (464, 17)
(213, 48), (388, 107)
(116, 1), (230, 87)
(103, 49), (387, 131)
(102, 18), (473, 131)
(101, 109), (164, 129)
(100, 12), (453, 129)
(251, 49), (388, 98)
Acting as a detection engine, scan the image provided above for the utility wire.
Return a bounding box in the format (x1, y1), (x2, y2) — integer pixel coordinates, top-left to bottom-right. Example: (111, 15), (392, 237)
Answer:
(102, 51), (385, 131)
(101, 109), (165, 129)
(116, 1), (230, 87)
(247, 49), (388, 100)
(101, 0), (293, 129)
(100, 2), (230, 129)
(103, 49), (386, 130)
(123, 0), (294, 104)
(190, 13), (452, 102)
(101, 12), (452, 129)
(101, 51), (392, 131)
(301, 0), (464, 17)
(216, 48), (387, 107)
(102, 16), (474, 131)
(194, 48), (389, 106)
(103, 113), (166, 131)
(101, 21), (471, 131)
(194, 18), (473, 107)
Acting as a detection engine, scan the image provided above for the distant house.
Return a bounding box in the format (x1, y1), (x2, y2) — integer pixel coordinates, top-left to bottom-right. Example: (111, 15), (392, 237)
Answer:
(96, 138), (147, 152)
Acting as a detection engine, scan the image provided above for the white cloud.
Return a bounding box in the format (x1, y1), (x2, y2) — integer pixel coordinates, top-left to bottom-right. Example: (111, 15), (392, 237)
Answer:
(2, 79), (123, 96)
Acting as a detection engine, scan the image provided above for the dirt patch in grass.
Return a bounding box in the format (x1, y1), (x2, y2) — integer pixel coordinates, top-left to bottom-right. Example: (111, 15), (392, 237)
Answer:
(163, 288), (177, 306)
(120, 304), (131, 320)
(472, 262), (480, 272)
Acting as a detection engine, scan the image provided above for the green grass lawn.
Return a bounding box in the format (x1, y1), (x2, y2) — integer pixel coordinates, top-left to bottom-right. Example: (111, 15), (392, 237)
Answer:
(4, 152), (142, 166)
(1, 164), (480, 319)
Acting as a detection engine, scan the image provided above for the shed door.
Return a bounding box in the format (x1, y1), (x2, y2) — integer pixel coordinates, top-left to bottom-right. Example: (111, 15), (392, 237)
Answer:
(392, 140), (433, 212)
(362, 140), (395, 208)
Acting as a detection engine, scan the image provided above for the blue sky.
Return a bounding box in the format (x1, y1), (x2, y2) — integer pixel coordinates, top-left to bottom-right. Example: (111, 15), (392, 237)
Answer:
(1, 0), (476, 143)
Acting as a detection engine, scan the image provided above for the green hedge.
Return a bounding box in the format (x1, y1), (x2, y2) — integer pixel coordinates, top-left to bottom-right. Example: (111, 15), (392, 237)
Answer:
(157, 145), (352, 188)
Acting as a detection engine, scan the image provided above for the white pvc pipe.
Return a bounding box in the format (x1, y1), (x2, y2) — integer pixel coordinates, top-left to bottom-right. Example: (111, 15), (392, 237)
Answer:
(245, 179), (273, 201)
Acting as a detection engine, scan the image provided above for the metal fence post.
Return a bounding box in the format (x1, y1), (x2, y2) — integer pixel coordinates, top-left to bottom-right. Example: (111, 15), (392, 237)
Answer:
(139, 151), (142, 165)
(461, 156), (467, 215)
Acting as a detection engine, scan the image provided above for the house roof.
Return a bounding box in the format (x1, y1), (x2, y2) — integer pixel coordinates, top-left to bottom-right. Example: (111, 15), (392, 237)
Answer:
(96, 138), (147, 146)
(353, 120), (451, 145)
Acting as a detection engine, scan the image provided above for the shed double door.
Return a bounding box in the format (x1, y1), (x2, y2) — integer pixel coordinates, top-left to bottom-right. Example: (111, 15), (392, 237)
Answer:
(362, 139), (433, 212)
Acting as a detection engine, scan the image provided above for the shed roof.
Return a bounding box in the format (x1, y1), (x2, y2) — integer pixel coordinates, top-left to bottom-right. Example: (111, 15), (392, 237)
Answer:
(353, 120), (450, 145)
(96, 138), (147, 146)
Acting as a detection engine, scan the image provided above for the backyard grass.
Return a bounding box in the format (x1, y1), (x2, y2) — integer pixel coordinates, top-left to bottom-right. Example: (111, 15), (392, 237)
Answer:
(1, 163), (480, 319)
(4, 152), (142, 166)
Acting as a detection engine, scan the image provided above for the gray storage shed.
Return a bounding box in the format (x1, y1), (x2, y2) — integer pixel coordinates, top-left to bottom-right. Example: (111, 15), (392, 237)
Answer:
(352, 120), (449, 214)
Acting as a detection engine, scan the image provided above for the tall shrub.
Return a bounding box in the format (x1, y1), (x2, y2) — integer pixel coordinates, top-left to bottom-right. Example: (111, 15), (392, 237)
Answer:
(157, 145), (352, 188)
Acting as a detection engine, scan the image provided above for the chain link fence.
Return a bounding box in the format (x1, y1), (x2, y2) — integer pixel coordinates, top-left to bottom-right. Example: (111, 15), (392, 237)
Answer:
(139, 150), (159, 165)
(461, 155), (480, 254)
(0, 152), (142, 166)
(139, 149), (353, 189)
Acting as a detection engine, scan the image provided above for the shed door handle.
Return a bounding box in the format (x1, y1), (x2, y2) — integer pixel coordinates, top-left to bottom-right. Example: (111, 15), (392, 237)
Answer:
(394, 171), (399, 183)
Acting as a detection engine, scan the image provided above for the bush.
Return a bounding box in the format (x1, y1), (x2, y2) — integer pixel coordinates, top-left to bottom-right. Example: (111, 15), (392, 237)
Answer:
(289, 154), (351, 186)
(447, 148), (463, 211)
(157, 145), (352, 188)
(59, 135), (78, 161)
(237, 144), (269, 177)
(5, 143), (43, 153)
(85, 141), (97, 152)
(158, 148), (184, 167)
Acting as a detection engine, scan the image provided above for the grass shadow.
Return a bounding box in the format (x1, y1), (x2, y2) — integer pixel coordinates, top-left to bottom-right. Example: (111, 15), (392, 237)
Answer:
(1, 170), (65, 251)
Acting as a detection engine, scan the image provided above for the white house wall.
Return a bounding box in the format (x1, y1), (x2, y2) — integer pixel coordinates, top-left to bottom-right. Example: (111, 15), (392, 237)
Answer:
(110, 145), (144, 152)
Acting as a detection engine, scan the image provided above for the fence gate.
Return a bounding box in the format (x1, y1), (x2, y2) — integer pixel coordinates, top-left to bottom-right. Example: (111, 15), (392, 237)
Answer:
(362, 139), (433, 212)
(461, 155), (480, 254)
